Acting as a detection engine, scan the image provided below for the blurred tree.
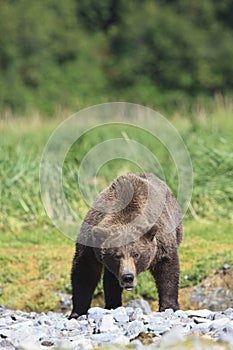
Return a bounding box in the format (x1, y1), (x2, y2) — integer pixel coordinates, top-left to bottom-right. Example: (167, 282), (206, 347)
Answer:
(106, 0), (233, 96)
(0, 0), (80, 111)
(0, 0), (232, 113)
(75, 0), (120, 31)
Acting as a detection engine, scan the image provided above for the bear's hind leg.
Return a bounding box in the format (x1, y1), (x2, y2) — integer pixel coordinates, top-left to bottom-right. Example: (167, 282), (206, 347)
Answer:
(103, 267), (123, 309)
(69, 246), (102, 319)
(150, 251), (180, 312)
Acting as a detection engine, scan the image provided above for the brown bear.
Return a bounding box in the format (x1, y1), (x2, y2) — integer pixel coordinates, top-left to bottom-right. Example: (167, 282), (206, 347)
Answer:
(69, 173), (183, 319)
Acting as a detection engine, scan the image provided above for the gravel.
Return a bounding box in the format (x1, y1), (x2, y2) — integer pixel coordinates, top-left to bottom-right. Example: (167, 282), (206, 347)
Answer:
(0, 302), (232, 349)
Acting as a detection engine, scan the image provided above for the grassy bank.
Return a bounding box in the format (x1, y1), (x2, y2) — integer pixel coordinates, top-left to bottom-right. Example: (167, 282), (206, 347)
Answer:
(0, 98), (232, 312)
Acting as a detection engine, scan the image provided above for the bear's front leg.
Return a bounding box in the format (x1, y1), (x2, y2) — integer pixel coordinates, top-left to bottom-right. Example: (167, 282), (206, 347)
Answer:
(103, 267), (123, 309)
(150, 250), (180, 312)
(69, 245), (102, 319)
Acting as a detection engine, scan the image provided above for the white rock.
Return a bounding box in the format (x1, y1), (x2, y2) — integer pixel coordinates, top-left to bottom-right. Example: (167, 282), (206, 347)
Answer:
(112, 307), (129, 323)
(87, 307), (111, 324)
(147, 314), (171, 335)
(148, 315), (165, 324)
(112, 334), (129, 345)
(159, 325), (186, 347)
(129, 307), (144, 321)
(125, 306), (134, 316)
(70, 338), (93, 349)
(87, 307), (108, 315)
(174, 310), (188, 318)
(63, 318), (80, 331)
(193, 316), (212, 324)
(126, 299), (151, 315)
(210, 318), (231, 330)
(194, 323), (211, 334)
(90, 330), (121, 343)
(130, 339), (143, 347)
(17, 342), (41, 350)
(125, 320), (146, 338)
(0, 339), (16, 350)
(148, 323), (170, 334)
(163, 308), (174, 317)
(223, 308), (233, 317)
(39, 337), (56, 347)
(97, 314), (118, 333)
(185, 309), (213, 318)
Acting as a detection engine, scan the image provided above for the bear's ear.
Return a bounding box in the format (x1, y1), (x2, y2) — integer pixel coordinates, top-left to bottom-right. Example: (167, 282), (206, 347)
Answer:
(92, 227), (109, 244)
(143, 224), (157, 242)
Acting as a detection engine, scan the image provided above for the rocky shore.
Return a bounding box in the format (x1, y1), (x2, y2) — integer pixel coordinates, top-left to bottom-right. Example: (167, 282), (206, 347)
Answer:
(0, 302), (232, 350)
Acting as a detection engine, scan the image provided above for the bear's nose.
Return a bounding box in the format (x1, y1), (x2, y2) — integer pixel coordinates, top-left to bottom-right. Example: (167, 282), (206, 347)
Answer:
(121, 273), (134, 284)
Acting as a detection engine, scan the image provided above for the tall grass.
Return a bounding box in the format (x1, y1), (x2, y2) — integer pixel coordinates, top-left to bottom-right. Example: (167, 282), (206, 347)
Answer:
(1, 98), (232, 233)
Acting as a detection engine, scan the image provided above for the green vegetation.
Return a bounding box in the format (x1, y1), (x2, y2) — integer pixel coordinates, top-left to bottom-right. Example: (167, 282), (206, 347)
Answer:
(1, 98), (232, 312)
(0, 0), (233, 113)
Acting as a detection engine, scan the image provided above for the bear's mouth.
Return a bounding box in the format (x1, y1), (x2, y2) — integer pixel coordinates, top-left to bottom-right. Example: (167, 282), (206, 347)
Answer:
(124, 285), (134, 291)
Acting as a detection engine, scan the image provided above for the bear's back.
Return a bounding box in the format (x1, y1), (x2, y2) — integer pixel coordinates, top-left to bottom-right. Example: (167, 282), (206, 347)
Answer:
(79, 173), (182, 247)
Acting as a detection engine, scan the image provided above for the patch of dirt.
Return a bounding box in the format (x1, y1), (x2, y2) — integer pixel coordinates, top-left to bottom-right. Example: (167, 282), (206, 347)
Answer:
(178, 266), (233, 311)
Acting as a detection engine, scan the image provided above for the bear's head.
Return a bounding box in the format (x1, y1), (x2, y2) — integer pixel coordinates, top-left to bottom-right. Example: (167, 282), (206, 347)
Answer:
(93, 223), (157, 290)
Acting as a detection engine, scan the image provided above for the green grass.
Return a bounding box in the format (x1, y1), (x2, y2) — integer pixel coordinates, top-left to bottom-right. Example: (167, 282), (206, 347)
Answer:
(0, 98), (233, 312)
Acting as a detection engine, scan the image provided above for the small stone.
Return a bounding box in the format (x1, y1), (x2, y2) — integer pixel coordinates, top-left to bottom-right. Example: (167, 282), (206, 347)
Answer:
(130, 338), (143, 347)
(219, 333), (233, 345)
(125, 307), (134, 319)
(37, 315), (53, 326)
(65, 318), (79, 330)
(223, 263), (230, 270)
(78, 319), (89, 326)
(87, 307), (107, 315)
(148, 315), (165, 324)
(159, 325), (185, 347)
(17, 342), (41, 350)
(112, 307), (129, 323)
(113, 334), (129, 345)
(134, 331), (155, 345)
(147, 323), (170, 334)
(148, 314), (171, 332)
(87, 307), (111, 324)
(125, 320), (146, 338)
(69, 337), (94, 349)
(129, 307), (144, 321)
(193, 316), (212, 324)
(77, 315), (87, 321)
(214, 312), (227, 320)
(41, 339), (54, 346)
(163, 308), (174, 317)
(97, 314), (118, 333)
(209, 317), (231, 330)
(174, 310), (187, 319)
(126, 299), (151, 315)
(223, 308), (233, 317)
(0, 339), (15, 350)
(194, 323), (211, 334)
(222, 325), (233, 334)
(185, 309), (213, 318)
(90, 331), (120, 343)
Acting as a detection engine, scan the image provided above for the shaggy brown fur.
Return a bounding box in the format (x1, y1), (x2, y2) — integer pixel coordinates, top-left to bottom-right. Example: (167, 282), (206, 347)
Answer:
(69, 173), (183, 318)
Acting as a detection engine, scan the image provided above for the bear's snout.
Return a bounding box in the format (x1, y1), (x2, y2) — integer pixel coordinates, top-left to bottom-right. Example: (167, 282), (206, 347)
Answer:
(119, 257), (137, 290)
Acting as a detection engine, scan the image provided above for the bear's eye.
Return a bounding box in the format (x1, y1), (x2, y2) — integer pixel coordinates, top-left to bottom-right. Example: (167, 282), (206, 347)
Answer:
(132, 252), (139, 259)
(115, 253), (122, 260)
